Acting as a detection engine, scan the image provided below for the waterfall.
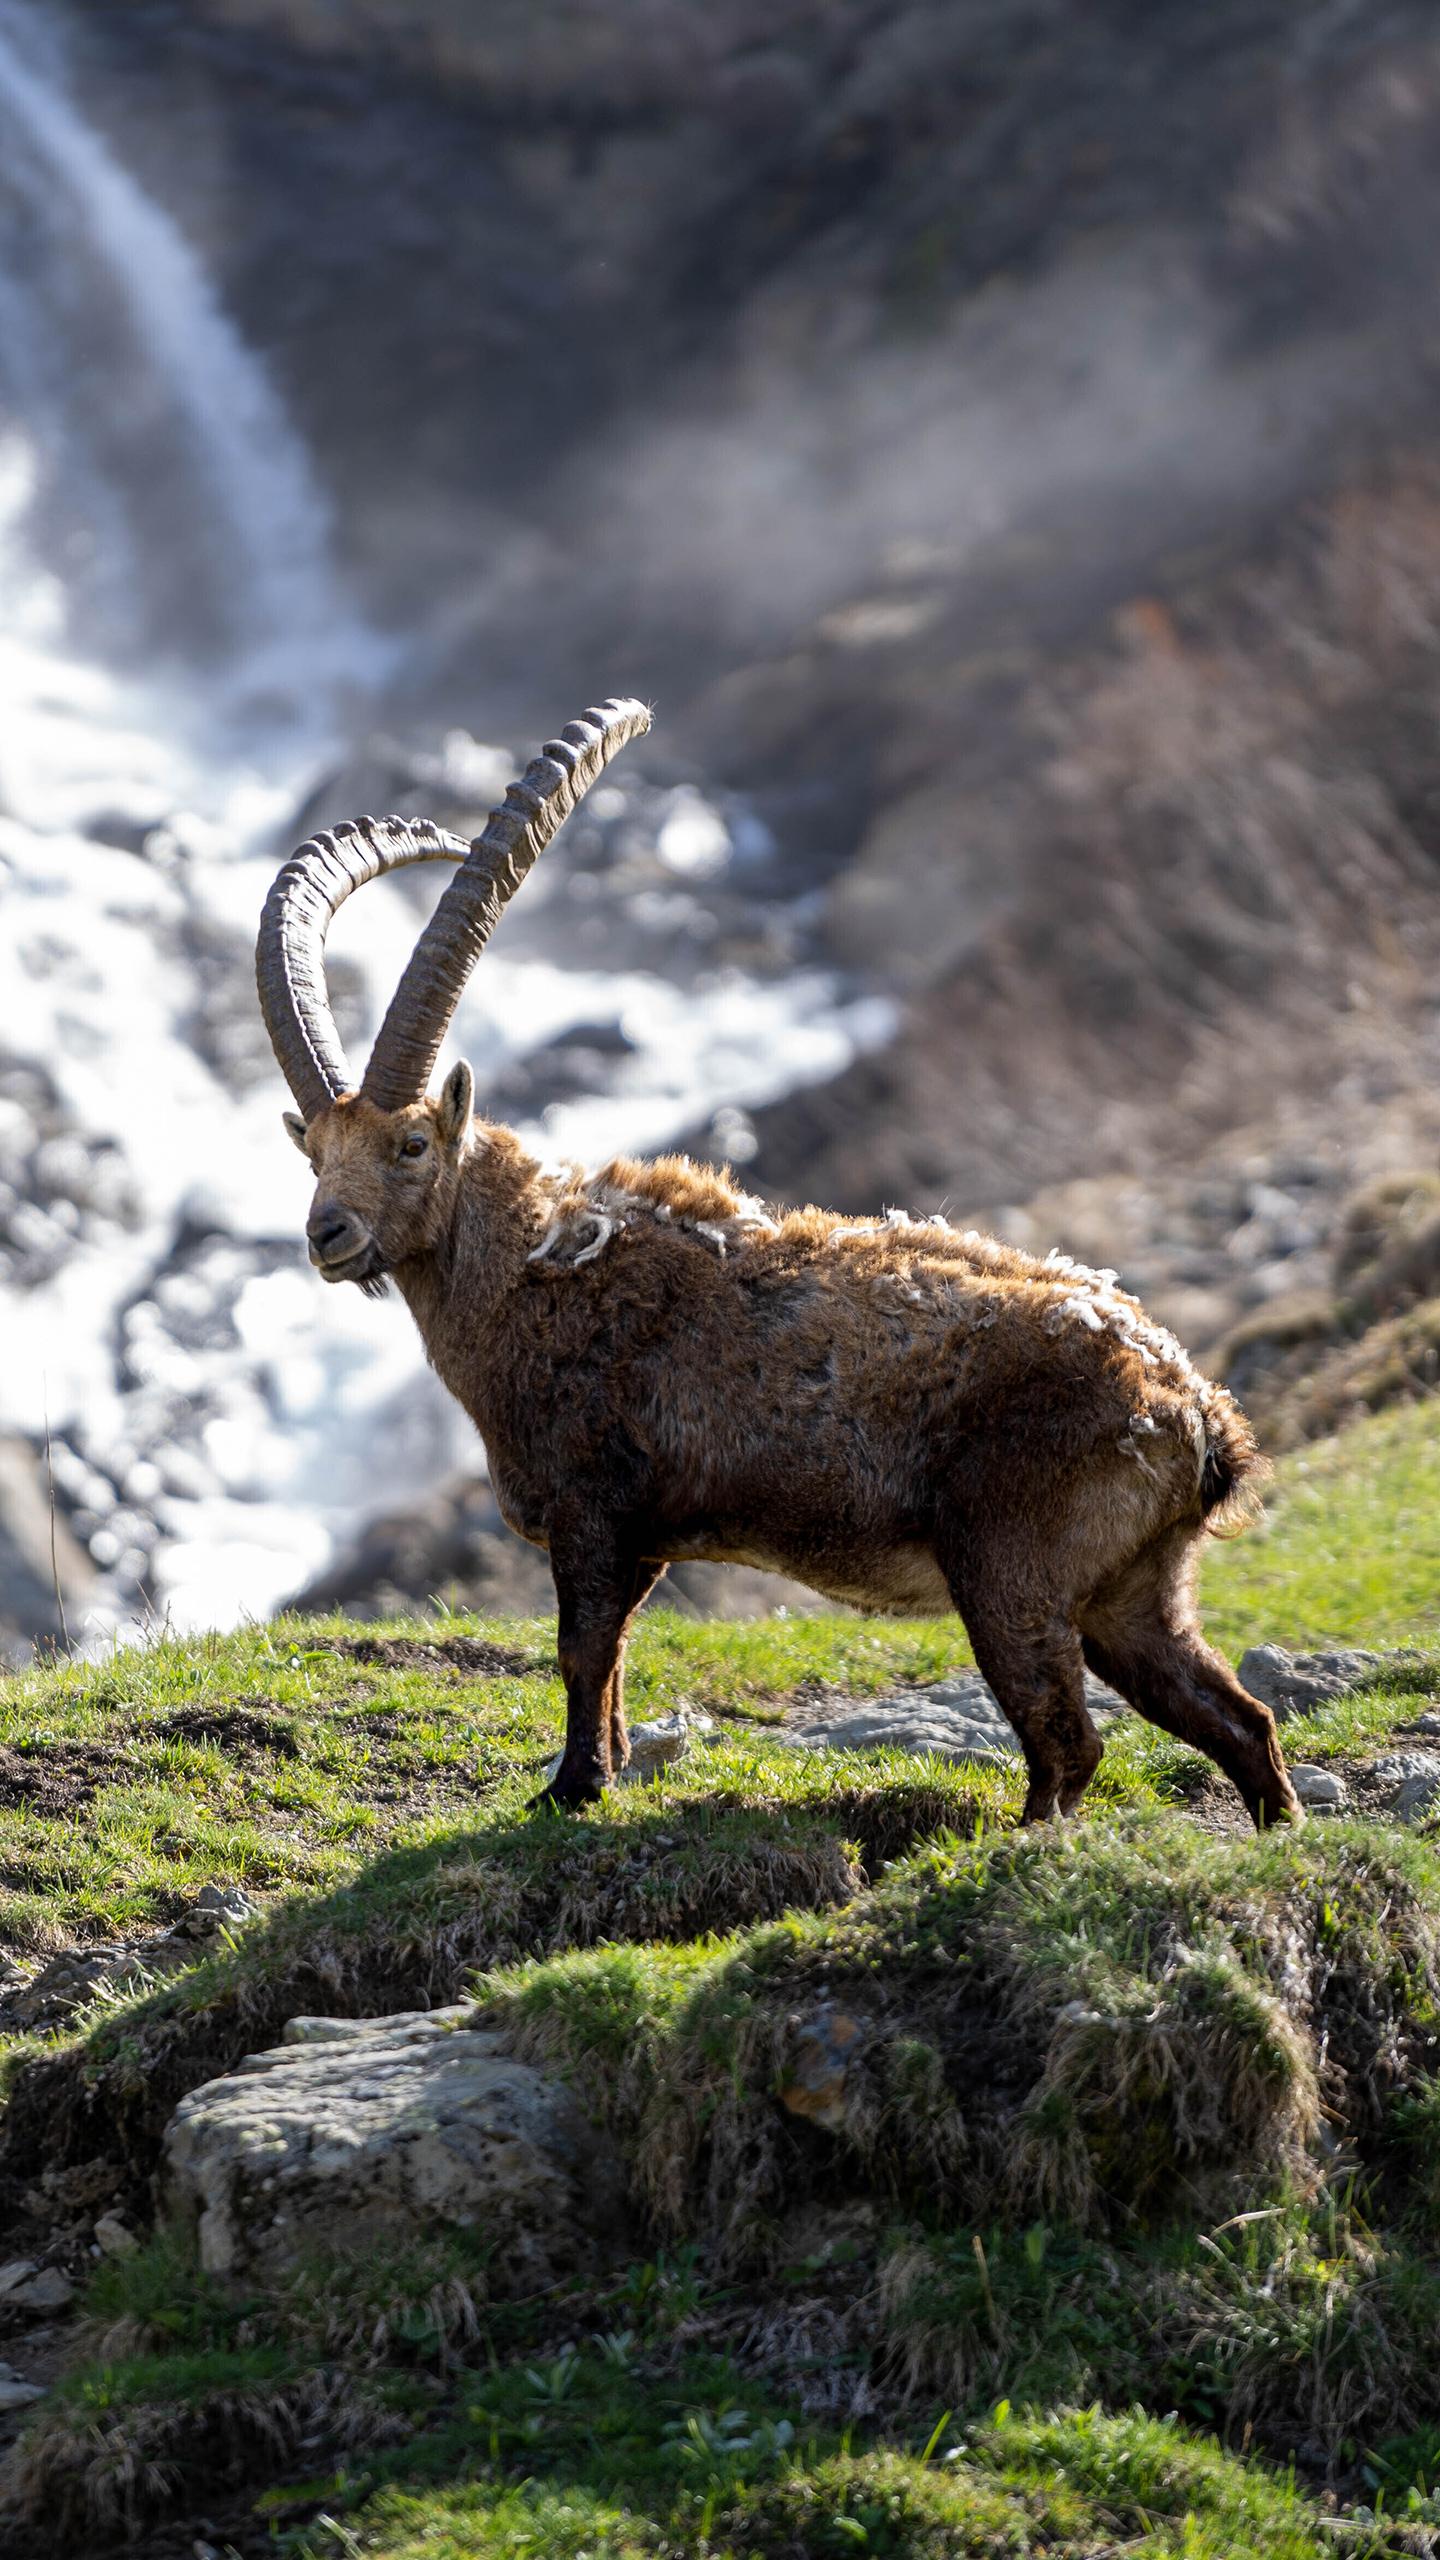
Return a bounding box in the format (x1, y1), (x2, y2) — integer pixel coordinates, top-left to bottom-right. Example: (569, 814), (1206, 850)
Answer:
(0, 0), (891, 1648)
(0, 0), (382, 803)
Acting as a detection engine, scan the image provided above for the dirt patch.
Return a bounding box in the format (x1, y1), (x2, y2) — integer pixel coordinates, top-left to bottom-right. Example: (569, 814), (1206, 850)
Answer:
(157, 1705), (301, 1759)
(335, 1635), (540, 1677)
(1170, 1776), (1256, 1840)
(0, 1745), (133, 1816)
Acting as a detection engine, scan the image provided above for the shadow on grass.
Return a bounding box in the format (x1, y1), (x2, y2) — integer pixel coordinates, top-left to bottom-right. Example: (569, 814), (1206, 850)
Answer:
(0, 1769), (984, 2197)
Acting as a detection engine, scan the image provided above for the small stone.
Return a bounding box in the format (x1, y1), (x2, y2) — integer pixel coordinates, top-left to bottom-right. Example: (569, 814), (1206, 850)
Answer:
(93, 2213), (139, 2260)
(618, 1708), (717, 1784)
(1401, 1711), (1440, 1737)
(168, 1882), (258, 1941)
(0, 2262), (38, 2300)
(0, 2376), (45, 2411)
(1288, 1764), (1347, 1811)
(1238, 1646), (1379, 1721)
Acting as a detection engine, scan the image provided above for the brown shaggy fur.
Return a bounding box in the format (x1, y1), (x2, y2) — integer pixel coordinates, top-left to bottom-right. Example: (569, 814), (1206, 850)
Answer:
(288, 1074), (1298, 1829)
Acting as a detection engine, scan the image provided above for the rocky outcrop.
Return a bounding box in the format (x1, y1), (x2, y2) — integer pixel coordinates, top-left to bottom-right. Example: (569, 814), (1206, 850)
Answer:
(162, 2008), (628, 2284)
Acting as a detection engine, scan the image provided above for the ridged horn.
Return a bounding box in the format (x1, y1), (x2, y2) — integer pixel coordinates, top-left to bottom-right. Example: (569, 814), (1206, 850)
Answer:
(256, 815), (472, 1122)
(359, 697), (652, 1111)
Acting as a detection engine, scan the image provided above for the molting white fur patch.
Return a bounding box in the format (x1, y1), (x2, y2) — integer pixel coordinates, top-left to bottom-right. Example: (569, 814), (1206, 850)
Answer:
(528, 1176), (780, 1271)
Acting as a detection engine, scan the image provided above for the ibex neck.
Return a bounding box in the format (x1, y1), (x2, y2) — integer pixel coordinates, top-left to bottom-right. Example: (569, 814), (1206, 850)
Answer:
(393, 1123), (544, 1363)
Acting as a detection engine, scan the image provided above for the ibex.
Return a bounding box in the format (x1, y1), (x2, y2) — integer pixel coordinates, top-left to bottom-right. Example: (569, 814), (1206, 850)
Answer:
(257, 699), (1299, 1827)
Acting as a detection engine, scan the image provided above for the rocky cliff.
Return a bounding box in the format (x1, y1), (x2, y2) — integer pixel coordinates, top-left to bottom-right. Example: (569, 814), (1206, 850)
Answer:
(66, 0), (1440, 1206)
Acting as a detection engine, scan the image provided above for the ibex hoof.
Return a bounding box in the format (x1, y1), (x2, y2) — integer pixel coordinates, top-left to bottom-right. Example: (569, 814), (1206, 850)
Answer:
(529, 1768), (607, 1813)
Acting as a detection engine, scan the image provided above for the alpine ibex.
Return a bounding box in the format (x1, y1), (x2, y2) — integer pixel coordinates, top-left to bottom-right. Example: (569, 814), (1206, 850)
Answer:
(257, 699), (1299, 1827)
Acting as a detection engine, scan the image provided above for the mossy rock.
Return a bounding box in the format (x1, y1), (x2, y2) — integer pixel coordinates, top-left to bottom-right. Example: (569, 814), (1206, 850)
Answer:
(1268, 1297), (1440, 1449)
(1332, 1170), (1440, 1302)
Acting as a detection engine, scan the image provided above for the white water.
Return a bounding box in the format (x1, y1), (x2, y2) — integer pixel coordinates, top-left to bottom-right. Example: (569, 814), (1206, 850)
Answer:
(0, 2), (893, 1645)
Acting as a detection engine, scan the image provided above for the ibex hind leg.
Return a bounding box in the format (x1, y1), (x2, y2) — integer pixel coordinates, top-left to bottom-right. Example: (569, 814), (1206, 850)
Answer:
(1078, 1527), (1300, 1830)
(942, 1539), (1104, 1823)
(605, 1559), (666, 1775)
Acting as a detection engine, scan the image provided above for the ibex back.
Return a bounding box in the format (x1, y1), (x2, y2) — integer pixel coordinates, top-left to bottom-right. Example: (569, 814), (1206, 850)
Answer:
(257, 700), (1300, 1827)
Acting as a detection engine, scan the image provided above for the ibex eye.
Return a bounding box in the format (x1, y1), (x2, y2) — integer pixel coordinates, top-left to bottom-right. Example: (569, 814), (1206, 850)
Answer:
(400, 1133), (428, 1160)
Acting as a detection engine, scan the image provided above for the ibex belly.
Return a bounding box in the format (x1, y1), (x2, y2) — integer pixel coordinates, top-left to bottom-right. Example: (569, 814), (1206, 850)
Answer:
(657, 1523), (952, 1616)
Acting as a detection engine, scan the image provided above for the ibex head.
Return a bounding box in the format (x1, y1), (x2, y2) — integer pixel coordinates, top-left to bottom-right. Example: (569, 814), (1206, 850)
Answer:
(256, 700), (651, 1289)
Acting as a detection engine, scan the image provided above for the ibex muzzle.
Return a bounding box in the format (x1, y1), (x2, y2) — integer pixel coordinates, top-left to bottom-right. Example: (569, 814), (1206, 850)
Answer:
(257, 701), (1300, 1832)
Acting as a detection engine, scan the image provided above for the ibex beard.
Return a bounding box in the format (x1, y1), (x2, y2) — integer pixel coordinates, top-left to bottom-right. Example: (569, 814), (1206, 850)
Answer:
(257, 699), (1300, 1830)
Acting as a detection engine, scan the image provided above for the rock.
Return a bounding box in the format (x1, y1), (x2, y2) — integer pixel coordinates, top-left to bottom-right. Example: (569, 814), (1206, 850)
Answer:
(163, 2010), (628, 2285)
(1288, 1763), (1348, 1811)
(778, 2006), (866, 2132)
(0, 1882), (263, 2034)
(1401, 1711), (1440, 1737)
(540, 1708), (720, 1791)
(1370, 1752), (1440, 1820)
(92, 2213), (139, 2260)
(618, 1708), (717, 1783)
(0, 2261), (74, 2314)
(169, 1882), (257, 1940)
(778, 1670), (1123, 1766)
(7, 1945), (148, 2027)
(1238, 1646), (1380, 1721)
(0, 2363), (44, 2412)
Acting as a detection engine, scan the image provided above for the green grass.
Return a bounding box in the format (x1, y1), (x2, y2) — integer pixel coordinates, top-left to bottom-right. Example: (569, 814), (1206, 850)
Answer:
(485, 1814), (1440, 2257)
(1201, 1395), (1440, 1652)
(0, 1612), (976, 1956)
(274, 2399), (1367, 2560)
(6, 1401), (1440, 2550)
(18, 2261), (1399, 2560)
(0, 1395), (1437, 1962)
(0, 1610), (1277, 2002)
(13, 1807), (1440, 2547)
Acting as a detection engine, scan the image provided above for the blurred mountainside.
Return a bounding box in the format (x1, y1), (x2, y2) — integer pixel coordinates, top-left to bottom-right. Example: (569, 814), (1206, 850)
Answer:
(73, 0), (1440, 1208)
(6, 0), (1440, 1646)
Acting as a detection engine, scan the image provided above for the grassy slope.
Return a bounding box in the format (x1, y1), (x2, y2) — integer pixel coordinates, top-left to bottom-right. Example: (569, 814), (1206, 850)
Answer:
(3, 1401), (1440, 2553)
(1202, 1397), (1440, 1653)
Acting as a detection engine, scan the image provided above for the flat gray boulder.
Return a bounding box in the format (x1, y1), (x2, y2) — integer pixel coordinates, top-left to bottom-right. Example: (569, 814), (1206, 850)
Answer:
(1237, 1646), (1380, 1721)
(780, 1672), (1122, 1765)
(163, 2008), (627, 2286)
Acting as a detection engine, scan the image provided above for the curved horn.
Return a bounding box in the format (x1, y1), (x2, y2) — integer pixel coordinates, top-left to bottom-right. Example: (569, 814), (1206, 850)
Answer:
(256, 814), (471, 1122)
(360, 696), (652, 1112)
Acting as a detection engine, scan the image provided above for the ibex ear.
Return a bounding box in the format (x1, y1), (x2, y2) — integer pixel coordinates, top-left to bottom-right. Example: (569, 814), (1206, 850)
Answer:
(282, 1110), (310, 1156)
(436, 1059), (474, 1153)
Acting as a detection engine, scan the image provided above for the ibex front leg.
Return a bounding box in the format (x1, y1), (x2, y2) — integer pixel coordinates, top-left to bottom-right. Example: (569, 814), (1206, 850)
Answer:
(537, 1520), (648, 1810)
